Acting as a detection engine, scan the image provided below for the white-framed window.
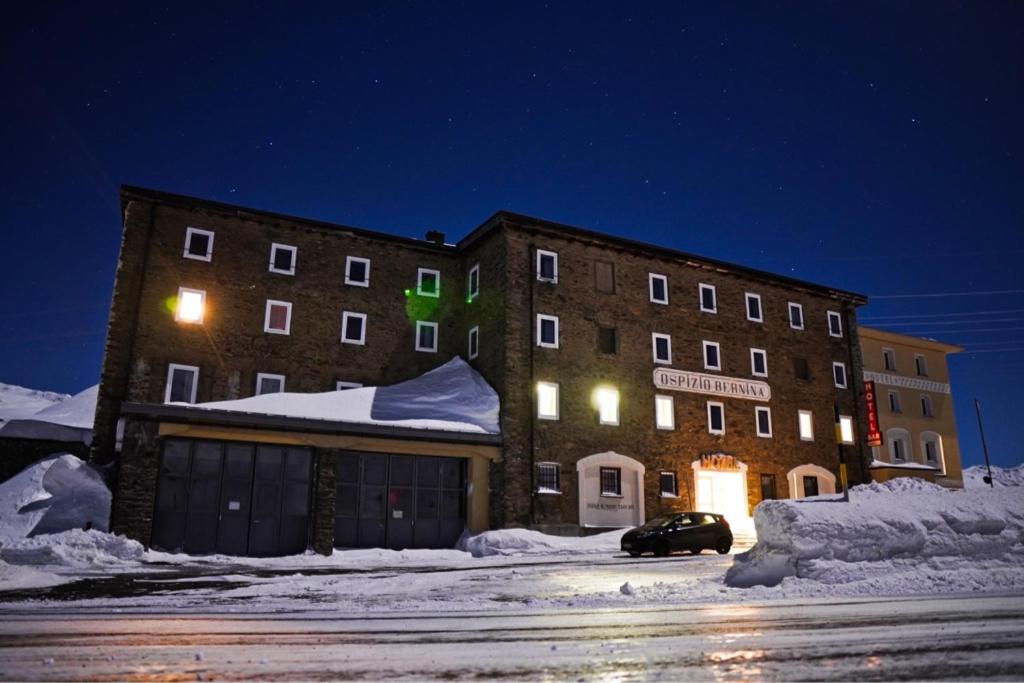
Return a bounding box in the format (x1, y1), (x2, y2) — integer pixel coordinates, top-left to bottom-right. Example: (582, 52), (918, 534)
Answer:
(833, 361), (847, 388)
(596, 387), (620, 426)
(269, 243), (297, 275)
(703, 340), (721, 371)
(745, 292), (763, 322)
(264, 299), (292, 335)
(798, 410), (814, 441)
(340, 311), (367, 345)
(839, 415), (855, 444)
(827, 310), (843, 338)
(415, 321), (438, 352)
(183, 227), (214, 262)
(345, 256), (371, 287)
(921, 394), (934, 417)
(888, 390), (902, 413)
(659, 471), (678, 497)
(655, 394), (675, 430)
(417, 268), (440, 297)
(921, 432), (942, 467)
(537, 381), (559, 420)
(467, 263), (480, 301)
(649, 273), (669, 304)
(164, 363), (199, 404)
(651, 333), (672, 364)
(536, 462), (561, 493)
(537, 314), (559, 348)
(256, 372), (285, 395)
(883, 347), (897, 371)
(175, 287), (206, 324)
(536, 249), (558, 283)
(915, 354), (928, 377)
(468, 325), (479, 360)
(707, 401), (725, 435)
(755, 406), (773, 438)
(788, 302), (804, 330)
(750, 348), (768, 377)
(336, 381), (362, 390)
(887, 427), (910, 461)
(699, 283), (717, 313)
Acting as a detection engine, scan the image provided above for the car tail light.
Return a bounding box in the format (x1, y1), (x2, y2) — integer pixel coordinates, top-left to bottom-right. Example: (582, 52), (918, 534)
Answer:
(721, 517), (730, 528)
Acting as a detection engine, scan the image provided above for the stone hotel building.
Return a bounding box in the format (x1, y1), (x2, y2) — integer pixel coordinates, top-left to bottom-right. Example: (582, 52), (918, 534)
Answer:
(93, 186), (871, 556)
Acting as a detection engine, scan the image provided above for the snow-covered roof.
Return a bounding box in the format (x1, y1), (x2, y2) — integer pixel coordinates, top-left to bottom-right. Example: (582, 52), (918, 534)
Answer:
(869, 459), (939, 471)
(185, 357), (500, 435)
(0, 385), (97, 444)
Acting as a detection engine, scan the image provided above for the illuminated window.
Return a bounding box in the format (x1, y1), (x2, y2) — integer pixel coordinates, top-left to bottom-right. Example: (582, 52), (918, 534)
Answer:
(596, 387), (620, 426)
(537, 382), (559, 420)
(839, 415), (855, 444)
(707, 401), (725, 435)
(415, 321), (438, 352)
(264, 299), (292, 335)
(183, 227), (214, 262)
(336, 381), (362, 390)
(467, 263), (480, 301)
(827, 310), (843, 338)
(345, 256), (370, 287)
(269, 243), (297, 275)
(256, 373), (285, 395)
(417, 268), (440, 297)
(341, 311), (366, 345)
(537, 462), (560, 493)
(536, 249), (558, 283)
(468, 325), (479, 360)
(699, 283), (717, 313)
(745, 292), (763, 322)
(652, 333), (672, 364)
(755, 406), (773, 438)
(600, 467), (621, 496)
(649, 273), (669, 304)
(750, 348), (768, 377)
(537, 314), (559, 348)
(175, 287), (205, 324)
(833, 362), (847, 388)
(703, 340), (721, 371)
(798, 410), (814, 441)
(655, 394), (675, 430)
(660, 472), (678, 497)
(164, 363), (199, 404)
(788, 302), (804, 330)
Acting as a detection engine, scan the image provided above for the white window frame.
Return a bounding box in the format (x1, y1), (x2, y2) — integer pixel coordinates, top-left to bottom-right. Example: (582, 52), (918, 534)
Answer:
(536, 462), (561, 493)
(344, 256), (371, 287)
(839, 415), (855, 444)
(468, 325), (480, 360)
(264, 299), (292, 335)
(340, 311), (367, 345)
(788, 302), (804, 330)
(755, 406), (773, 438)
(798, 410), (814, 441)
(699, 283), (717, 313)
(174, 287), (206, 324)
(536, 249), (559, 283)
(536, 314), (559, 349)
(655, 394), (675, 430)
(417, 267), (441, 298)
(915, 353), (928, 376)
(651, 333), (672, 365)
(183, 227), (214, 262)
(707, 401), (725, 435)
(750, 348), (768, 378)
(921, 432), (943, 468)
(466, 263), (480, 301)
(889, 390), (902, 413)
(648, 273), (669, 305)
(537, 381), (560, 420)
(887, 427), (910, 461)
(827, 310), (843, 337)
(703, 340), (722, 371)
(255, 372), (286, 395)
(164, 363), (199, 404)
(597, 387), (620, 426)
(415, 321), (438, 353)
(883, 347), (897, 371)
(659, 471), (678, 498)
(745, 292), (764, 323)
(833, 361), (847, 388)
(921, 394), (934, 417)
(269, 243), (297, 275)
(336, 381), (362, 390)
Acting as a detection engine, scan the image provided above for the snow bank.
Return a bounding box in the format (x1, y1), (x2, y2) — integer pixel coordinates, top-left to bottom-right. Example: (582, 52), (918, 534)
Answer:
(0, 383), (69, 423)
(964, 463), (1024, 488)
(725, 478), (1024, 591)
(0, 454), (110, 546)
(1, 529), (144, 567)
(459, 528), (626, 558)
(0, 559), (66, 590)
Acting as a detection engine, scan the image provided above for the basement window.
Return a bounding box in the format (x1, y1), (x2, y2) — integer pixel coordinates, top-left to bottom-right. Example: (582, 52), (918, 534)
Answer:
(269, 243), (297, 275)
(345, 256), (370, 287)
(183, 227), (214, 262)
(600, 467), (622, 497)
(256, 373), (285, 395)
(264, 300), (292, 335)
(415, 321), (438, 352)
(165, 363), (199, 404)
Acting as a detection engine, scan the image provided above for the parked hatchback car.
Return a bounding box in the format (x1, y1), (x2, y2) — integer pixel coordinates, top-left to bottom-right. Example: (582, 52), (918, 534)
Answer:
(620, 512), (732, 557)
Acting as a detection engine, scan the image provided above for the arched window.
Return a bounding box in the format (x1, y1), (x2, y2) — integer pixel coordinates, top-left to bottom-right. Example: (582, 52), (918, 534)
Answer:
(920, 431), (944, 471)
(886, 428), (912, 462)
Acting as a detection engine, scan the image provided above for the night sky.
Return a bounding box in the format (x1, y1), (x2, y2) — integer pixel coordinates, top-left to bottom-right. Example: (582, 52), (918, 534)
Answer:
(2, 3), (1021, 468)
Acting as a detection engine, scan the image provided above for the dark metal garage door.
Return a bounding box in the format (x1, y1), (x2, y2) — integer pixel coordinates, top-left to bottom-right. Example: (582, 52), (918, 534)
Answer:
(333, 451), (466, 550)
(151, 439), (313, 556)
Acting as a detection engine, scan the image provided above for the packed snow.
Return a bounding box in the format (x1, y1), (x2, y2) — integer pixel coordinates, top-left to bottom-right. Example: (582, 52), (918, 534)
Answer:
(188, 357), (499, 434)
(0, 383), (69, 423)
(0, 384), (96, 443)
(459, 527), (626, 557)
(964, 463), (1024, 488)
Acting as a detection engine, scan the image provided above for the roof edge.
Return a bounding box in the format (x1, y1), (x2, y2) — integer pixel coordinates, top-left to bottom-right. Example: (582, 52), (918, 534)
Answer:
(858, 326), (965, 353)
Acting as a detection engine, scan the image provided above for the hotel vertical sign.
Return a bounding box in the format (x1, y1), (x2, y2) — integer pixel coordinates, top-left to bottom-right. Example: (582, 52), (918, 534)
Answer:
(863, 380), (883, 447)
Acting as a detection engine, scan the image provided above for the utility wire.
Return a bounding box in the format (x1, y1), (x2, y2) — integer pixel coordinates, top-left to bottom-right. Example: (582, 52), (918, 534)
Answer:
(860, 308), (1024, 321)
(870, 289), (1024, 299)
(879, 317), (1024, 327)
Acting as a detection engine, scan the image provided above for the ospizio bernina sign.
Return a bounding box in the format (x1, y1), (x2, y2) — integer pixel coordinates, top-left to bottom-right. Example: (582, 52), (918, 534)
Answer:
(653, 368), (771, 402)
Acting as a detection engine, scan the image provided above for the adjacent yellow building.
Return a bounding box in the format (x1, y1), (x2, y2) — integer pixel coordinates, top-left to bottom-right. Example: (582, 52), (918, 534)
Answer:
(858, 327), (964, 488)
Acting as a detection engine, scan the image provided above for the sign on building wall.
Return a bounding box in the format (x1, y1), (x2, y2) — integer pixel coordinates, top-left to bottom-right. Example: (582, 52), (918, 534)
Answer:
(652, 368), (771, 402)
(863, 370), (950, 395)
(863, 380), (883, 447)
(699, 453), (742, 471)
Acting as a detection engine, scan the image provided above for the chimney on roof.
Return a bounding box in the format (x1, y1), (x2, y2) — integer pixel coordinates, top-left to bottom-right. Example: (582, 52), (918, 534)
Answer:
(425, 230), (446, 245)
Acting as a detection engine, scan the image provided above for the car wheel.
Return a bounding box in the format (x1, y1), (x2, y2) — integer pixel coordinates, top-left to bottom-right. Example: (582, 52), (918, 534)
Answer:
(653, 540), (670, 557)
(628, 551), (641, 557)
(716, 538), (732, 554)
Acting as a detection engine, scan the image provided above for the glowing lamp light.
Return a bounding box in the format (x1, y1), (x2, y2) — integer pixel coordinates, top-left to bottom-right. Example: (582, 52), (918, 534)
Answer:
(592, 385), (620, 425)
(175, 288), (205, 324)
(536, 382), (559, 419)
(839, 415), (855, 444)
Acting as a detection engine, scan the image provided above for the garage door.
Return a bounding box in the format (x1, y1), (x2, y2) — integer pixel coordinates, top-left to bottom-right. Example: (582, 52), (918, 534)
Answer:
(151, 439), (313, 557)
(333, 451), (466, 550)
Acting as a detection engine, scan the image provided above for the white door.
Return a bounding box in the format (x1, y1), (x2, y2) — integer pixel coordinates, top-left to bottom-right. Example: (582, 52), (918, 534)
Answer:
(694, 469), (749, 523)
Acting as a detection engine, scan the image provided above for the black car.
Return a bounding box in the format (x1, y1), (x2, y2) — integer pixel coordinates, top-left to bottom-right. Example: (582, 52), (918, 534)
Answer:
(620, 512), (733, 557)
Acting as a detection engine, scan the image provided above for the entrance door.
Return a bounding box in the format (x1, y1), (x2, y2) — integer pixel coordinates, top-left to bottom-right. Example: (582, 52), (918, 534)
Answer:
(694, 469), (749, 523)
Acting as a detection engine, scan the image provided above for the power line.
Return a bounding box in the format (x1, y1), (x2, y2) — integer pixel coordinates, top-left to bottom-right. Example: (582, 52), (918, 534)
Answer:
(859, 308), (1024, 321)
(959, 348), (1024, 354)
(879, 317), (1024, 327)
(870, 289), (1024, 300)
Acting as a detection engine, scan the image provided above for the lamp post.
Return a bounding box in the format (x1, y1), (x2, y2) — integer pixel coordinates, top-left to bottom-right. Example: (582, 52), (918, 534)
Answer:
(974, 399), (994, 488)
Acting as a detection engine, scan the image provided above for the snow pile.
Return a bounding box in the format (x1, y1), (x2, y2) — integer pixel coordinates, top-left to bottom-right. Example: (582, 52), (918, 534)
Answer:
(0, 384), (97, 443)
(964, 463), (1024, 488)
(725, 478), (1024, 592)
(0, 454), (110, 546)
(459, 528), (626, 558)
(0, 560), (66, 590)
(1, 529), (144, 567)
(0, 383), (69, 423)
(191, 358), (499, 434)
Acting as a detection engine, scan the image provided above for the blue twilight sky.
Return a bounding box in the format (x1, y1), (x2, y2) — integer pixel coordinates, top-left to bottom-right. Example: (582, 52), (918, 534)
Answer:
(1, 2), (1021, 468)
